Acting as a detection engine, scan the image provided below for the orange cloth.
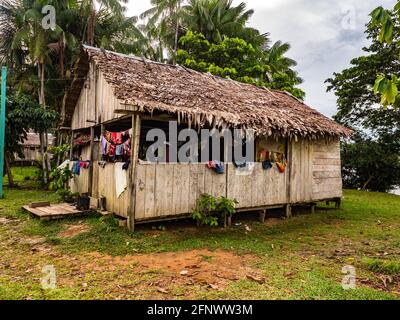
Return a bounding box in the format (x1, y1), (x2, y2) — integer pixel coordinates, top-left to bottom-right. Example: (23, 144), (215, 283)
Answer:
(276, 161), (287, 173)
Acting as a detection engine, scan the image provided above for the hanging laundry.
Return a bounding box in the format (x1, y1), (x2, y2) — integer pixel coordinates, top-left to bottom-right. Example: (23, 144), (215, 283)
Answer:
(73, 134), (91, 147)
(123, 139), (131, 157)
(207, 161), (217, 169)
(235, 162), (255, 176)
(122, 160), (130, 171)
(98, 161), (107, 168)
(258, 150), (270, 162)
(105, 131), (111, 143)
(116, 144), (124, 156)
(115, 132), (123, 144)
(111, 132), (117, 144)
(115, 162), (127, 198)
(214, 160), (225, 174)
(109, 144), (116, 157)
(79, 161), (90, 169)
(233, 161), (247, 169)
(101, 136), (108, 155)
(57, 159), (70, 170)
(72, 161), (80, 176)
(276, 161), (287, 173)
(262, 160), (273, 171)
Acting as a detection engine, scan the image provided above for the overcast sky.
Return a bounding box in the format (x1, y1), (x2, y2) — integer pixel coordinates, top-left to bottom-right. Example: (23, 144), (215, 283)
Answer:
(126, 0), (396, 117)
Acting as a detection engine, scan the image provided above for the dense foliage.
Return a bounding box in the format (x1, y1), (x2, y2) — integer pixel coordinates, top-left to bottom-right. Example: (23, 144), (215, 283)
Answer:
(5, 93), (57, 160)
(341, 133), (400, 192)
(327, 17), (400, 192)
(177, 31), (304, 99)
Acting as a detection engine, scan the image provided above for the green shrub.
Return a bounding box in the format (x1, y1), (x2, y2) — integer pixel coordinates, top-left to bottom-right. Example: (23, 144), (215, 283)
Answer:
(49, 167), (72, 191)
(191, 194), (237, 228)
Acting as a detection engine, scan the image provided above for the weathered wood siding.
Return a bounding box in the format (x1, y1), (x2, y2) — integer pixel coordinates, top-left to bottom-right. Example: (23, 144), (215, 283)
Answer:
(69, 163), (89, 194)
(70, 135), (343, 221)
(289, 140), (313, 203)
(227, 163), (288, 208)
(134, 163), (226, 221)
(71, 63), (125, 130)
(312, 138), (342, 200)
(94, 163), (131, 217)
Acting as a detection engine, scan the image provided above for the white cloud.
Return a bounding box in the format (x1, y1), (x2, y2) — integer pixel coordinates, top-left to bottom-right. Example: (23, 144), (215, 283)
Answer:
(126, 0), (397, 117)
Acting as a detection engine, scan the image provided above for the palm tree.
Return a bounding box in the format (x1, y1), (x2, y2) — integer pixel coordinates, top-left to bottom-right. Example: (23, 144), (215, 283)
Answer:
(79, 0), (128, 45)
(140, 0), (185, 63)
(265, 41), (302, 84)
(182, 0), (268, 47)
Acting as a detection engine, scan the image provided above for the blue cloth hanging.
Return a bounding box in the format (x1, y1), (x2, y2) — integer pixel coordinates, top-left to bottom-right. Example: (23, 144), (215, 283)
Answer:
(262, 160), (273, 171)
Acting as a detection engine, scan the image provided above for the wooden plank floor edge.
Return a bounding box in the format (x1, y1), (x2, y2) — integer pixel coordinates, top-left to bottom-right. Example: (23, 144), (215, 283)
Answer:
(22, 203), (91, 220)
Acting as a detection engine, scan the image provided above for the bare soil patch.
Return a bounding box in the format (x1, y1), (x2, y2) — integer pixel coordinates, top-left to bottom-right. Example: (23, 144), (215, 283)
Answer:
(58, 224), (91, 238)
(83, 249), (263, 292)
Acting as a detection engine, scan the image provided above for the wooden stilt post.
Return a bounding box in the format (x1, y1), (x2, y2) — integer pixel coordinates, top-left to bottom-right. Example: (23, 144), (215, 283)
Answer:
(88, 126), (95, 196)
(128, 114), (141, 232)
(285, 204), (292, 218)
(227, 215), (232, 227)
(335, 198), (341, 209)
(311, 203), (316, 214)
(69, 130), (74, 160)
(259, 209), (266, 223)
(0, 66), (7, 199)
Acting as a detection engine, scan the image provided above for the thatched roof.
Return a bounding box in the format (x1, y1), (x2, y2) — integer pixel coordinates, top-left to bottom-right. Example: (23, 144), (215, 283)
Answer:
(63, 45), (351, 139)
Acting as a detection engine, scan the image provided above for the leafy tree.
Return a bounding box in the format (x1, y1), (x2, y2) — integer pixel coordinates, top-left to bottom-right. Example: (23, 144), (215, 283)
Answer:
(4, 93), (57, 185)
(177, 31), (305, 99)
(370, 2), (400, 106)
(326, 18), (400, 130)
(327, 16), (400, 192)
(341, 132), (400, 192)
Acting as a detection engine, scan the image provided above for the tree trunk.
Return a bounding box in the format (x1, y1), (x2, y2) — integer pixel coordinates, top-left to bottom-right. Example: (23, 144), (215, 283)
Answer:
(87, 10), (96, 46)
(173, 3), (181, 65)
(4, 151), (14, 187)
(362, 175), (373, 191)
(38, 62), (48, 184)
(56, 132), (63, 166)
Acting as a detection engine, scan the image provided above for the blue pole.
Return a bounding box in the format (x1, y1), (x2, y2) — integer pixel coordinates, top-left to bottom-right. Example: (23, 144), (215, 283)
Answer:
(0, 66), (7, 198)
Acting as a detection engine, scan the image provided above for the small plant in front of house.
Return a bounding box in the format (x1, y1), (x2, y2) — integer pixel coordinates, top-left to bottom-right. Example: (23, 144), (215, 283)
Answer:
(49, 167), (77, 202)
(49, 167), (72, 191)
(191, 194), (237, 228)
(217, 196), (238, 227)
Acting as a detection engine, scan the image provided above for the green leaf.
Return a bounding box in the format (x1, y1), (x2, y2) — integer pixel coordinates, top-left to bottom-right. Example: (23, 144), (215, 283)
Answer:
(373, 74), (385, 93)
(394, 1), (400, 13)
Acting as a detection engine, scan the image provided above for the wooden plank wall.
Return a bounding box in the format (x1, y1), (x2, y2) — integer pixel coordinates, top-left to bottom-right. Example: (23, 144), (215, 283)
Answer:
(289, 139), (313, 203)
(134, 163), (226, 220)
(312, 138), (343, 200)
(132, 137), (343, 221)
(227, 163), (288, 208)
(71, 65), (125, 130)
(69, 162), (90, 194)
(95, 163), (131, 217)
(70, 139), (343, 220)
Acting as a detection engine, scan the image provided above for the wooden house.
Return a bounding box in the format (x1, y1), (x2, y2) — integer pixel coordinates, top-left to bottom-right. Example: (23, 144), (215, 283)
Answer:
(61, 45), (352, 230)
(14, 132), (54, 166)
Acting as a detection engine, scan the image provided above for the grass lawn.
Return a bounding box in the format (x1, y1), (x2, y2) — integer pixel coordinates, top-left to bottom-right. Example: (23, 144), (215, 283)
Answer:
(0, 167), (399, 300)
